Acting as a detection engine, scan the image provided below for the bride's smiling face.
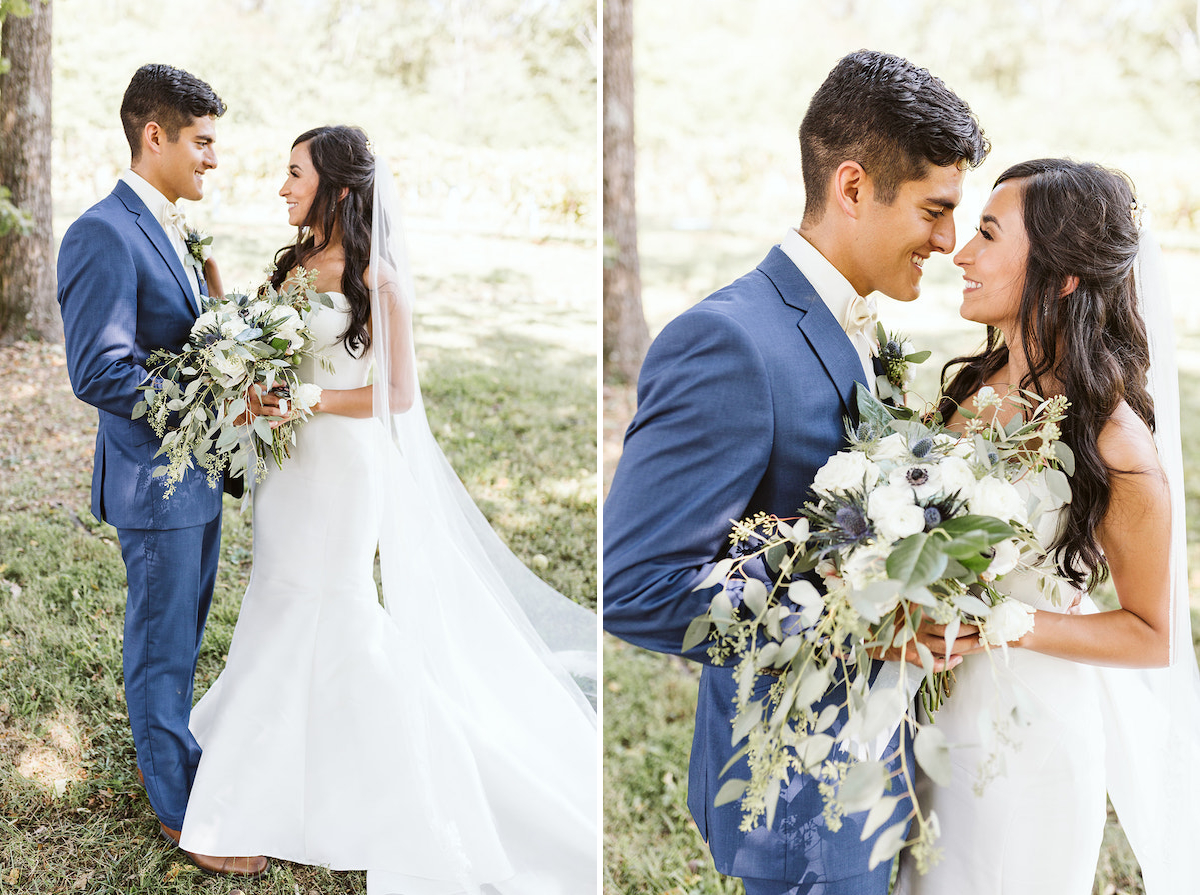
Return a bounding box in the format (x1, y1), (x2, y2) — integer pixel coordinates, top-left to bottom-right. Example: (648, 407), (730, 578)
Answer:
(954, 180), (1029, 332)
(280, 141), (320, 228)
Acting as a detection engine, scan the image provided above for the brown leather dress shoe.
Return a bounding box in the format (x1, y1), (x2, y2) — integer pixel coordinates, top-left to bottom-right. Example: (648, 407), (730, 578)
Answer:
(140, 769), (268, 879)
(158, 822), (270, 878)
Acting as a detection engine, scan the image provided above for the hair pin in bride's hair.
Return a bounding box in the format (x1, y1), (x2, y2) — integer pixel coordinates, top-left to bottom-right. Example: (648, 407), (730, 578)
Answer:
(1131, 199), (1144, 231)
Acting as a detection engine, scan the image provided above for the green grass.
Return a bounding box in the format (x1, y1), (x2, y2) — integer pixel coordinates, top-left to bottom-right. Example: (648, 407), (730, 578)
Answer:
(0, 238), (595, 892)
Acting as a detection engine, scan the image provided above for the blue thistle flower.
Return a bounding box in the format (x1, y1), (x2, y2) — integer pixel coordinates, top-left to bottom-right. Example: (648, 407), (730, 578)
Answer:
(835, 505), (869, 540)
(911, 437), (934, 458)
(923, 506), (942, 530)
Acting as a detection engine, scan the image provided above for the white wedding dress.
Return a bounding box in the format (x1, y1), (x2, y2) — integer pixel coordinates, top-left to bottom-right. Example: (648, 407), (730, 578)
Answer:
(895, 547), (1108, 895)
(178, 294), (597, 895)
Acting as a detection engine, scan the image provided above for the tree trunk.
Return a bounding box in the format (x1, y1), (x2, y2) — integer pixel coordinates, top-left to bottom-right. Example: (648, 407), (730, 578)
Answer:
(0, 0), (57, 343)
(602, 0), (648, 384)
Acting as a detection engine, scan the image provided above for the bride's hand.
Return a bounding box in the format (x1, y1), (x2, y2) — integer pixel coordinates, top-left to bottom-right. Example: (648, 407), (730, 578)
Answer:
(870, 619), (978, 671)
(235, 383), (289, 427)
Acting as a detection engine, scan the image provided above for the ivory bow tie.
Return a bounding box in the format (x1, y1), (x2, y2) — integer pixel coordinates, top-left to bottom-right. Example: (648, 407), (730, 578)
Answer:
(161, 204), (189, 243)
(842, 293), (879, 340)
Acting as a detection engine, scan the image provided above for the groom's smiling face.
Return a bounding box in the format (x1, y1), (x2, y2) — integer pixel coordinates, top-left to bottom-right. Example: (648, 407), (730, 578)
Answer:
(854, 163), (964, 302)
(156, 115), (218, 204)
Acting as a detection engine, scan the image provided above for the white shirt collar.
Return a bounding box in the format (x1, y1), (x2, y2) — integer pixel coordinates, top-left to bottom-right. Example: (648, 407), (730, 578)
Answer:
(119, 169), (178, 237)
(778, 227), (863, 327)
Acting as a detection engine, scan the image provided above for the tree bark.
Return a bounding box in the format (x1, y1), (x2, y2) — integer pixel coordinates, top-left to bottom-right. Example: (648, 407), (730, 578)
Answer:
(0, 0), (57, 343)
(602, 0), (648, 384)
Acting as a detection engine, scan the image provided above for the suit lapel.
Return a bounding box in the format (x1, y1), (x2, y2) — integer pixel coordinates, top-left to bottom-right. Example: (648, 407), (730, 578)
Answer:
(757, 247), (868, 420)
(114, 181), (200, 316)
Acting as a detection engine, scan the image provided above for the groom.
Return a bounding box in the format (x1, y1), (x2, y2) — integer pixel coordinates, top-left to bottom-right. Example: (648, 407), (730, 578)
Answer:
(604, 51), (988, 894)
(57, 64), (265, 876)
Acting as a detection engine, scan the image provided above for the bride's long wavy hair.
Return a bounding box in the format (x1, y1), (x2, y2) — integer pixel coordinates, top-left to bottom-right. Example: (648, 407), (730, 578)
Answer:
(270, 125), (375, 356)
(937, 159), (1152, 590)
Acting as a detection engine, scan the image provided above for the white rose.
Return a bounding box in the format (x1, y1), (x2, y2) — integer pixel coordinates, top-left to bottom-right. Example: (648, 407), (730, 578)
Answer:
(871, 433), (910, 462)
(219, 317), (244, 339)
(192, 310), (219, 334)
(273, 317), (306, 350)
(867, 484), (926, 542)
(208, 351), (246, 388)
(981, 598), (1036, 646)
(813, 450), (880, 496)
(293, 383), (324, 413)
(841, 545), (889, 592)
(969, 476), (1027, 524)
(938, 456), (977, 500)
(983, 538), (1021, 580)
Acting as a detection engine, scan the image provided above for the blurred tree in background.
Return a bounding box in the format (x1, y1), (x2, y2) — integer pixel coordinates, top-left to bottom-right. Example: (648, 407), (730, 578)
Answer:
(603, 0), (648, 384)
(0, 0), (55, 343)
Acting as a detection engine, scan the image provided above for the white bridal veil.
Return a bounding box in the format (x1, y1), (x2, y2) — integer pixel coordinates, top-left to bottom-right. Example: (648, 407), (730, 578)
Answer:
(1095, 229), (1200, 893)
(361, 157), (597, 895)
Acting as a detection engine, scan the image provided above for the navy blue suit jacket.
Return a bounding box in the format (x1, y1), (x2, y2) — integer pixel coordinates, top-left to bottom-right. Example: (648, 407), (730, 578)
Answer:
(58, 181), (221, 531)
(604, 247), (907, 885)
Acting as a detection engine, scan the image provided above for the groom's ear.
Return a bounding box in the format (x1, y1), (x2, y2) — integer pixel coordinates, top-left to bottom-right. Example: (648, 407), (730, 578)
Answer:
(832, 161), (868, 219)
(141, 122), (166, 158)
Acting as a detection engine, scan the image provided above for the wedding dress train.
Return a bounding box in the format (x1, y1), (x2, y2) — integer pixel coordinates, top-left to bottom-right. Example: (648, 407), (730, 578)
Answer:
(178, 293), (596, 895)
(895, 561), (1107, 894)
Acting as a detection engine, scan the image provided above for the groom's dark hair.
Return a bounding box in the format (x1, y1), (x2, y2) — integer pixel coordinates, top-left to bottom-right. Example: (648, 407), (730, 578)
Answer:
(120, 64), (226, 162)
(799, 50), (988, 224)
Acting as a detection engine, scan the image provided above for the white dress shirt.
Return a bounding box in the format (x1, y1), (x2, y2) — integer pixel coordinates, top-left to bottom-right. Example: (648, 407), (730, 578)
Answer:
(778, 227), (877, 393)
(119, 169), (201, 310)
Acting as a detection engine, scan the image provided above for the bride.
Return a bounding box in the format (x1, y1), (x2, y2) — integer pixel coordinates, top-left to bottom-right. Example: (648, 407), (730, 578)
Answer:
(176, 125), (597, 894)
(897, 159), (1200, 893)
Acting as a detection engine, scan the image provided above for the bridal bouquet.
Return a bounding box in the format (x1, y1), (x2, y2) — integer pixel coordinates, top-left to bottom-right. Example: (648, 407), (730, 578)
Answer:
(687, 377), (1073, 872)
(133, 269), (334, 497)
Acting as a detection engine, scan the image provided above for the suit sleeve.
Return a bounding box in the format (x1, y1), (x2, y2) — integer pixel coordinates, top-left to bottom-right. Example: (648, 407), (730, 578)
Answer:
(603, 306), (774, 659)
(58, 216), (148, 419)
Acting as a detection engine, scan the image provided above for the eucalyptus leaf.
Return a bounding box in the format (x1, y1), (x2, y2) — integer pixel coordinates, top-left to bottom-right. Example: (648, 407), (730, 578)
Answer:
(755, 642), (781, 670)
(795, 733), (835, 769)
(914, 640), (935, 679)
(839, 760), (887, 813)
(913, 725), (952, 786)
(693, 557), (734, 592)
(774, 634), (803, 667)
(856, 686), (907, 744)
(743, 578), (768, 617)
(861, 795), (901, 841)
(713, 777), (749, 807)
(868, 821), (908, 869)
(682, 616), (712, 653)
(793, 661), (834, 713)
(732, 700), (765, 746)
(813, 703), (840, 733)
(905, 349), (932, 363)
(719, 743), (751, 778)
(1053, 440), (1076, 475)
(1044, 467), (1072, 503)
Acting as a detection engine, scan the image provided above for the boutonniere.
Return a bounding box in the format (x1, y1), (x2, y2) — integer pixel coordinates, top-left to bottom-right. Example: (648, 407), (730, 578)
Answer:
(874, 322), (930, 404)
(184, 228), (213, 272)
